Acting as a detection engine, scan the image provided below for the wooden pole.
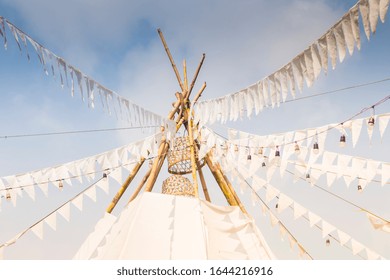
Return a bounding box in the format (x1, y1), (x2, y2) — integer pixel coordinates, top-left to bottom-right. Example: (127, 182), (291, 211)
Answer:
(205, 153), (248, 214)
(106, 158), (145, 213)
(188, 53), (205, 98)
(205, 154), (237, 206)
(157, 29), (184, 91)
(197, 165), (210, 202)
(127, 165), (152, 203)
(187, 116), (199, 197)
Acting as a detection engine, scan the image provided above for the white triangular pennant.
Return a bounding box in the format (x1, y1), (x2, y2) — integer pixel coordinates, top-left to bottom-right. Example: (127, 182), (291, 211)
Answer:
(72, 195), (84, 211)
(350, 239), (365, 255)
(85, 187), (97, 202)
(31, 221), (44, 240)
(44, 212), (57, 231)
(337, 230), (351, 245)
(350, 5), (361, 50)
(321, 220), (336, 238)
(379, 0), (390, 22)
(378, 114), (390, 139)
(277, 194), (293, 213)
(293, 202), (307, 220)
(58, 203), (71, 222)
(360, 0), (371, 40)
(308, 212), (321, 227)
(269, 212), (279, 227)
(369, 0), (380, 33)
(265, 186), (280, 203)
(334, 22), (346, 63)
(351, 118), (363, 147)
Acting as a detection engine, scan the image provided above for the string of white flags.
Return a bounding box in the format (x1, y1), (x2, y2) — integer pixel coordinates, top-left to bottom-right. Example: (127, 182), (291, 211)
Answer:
(0, 16), (165, 127)
(0, 130), (175, 210)
(228, 164), (386, 260)
(0, 170), (119, 259)
(193, 0), (390, 125)
(193, 124), (389, 190)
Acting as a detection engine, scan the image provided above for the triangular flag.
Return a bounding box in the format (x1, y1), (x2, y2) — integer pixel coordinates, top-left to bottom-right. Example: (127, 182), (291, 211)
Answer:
(277, 194), (293, 213)
(381, 163), (390, 186)
(308, 212), (321, 227)
(326, 172), (337, 188)
(265, 186), (280, 203)
(343, 174), (355, 188)
(378, 114), (390, 139)
(365, 248), (380, 260)
(349, 5), (361, 50)
(58, 203), (71, 222)
(334, 22), (346, 63)
(279, 224), (287, 240)
(321, 220), (336, 238)
(350, 239), (365, 255)
(360, 0), (371, 40)
(31, 221), (44, 240)
(44, 212), (57, 231)
(337, 230), (351, 245)
(269, 212), (279, 227)
(366, 212), (390, 233)
(326, 30), (338, 69)
(369, 0), (380, 33)
(85, 187), (97, 202)
(341, 14), (355, 56)
(72, 195), (84, 211)
(351, 118), (363, 147)
(379, 0), (390, 22)
(293, 202), (307, 220)
(287, 233), (296, 250)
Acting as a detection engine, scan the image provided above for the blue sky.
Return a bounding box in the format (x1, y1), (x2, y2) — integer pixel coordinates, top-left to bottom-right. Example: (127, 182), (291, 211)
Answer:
(0, 0), (389, 259)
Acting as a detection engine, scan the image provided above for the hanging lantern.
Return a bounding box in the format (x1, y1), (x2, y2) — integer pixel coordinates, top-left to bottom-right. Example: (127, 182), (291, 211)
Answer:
(313, 142), (319, 154)
(258, 147), (263, 155)
(368, 116), (375, 128)
(339, 135), (346, 147)
(275, 203), (279, 209)
(247, 147), (252, 160)
(275, 146), (280, 157)
(6, 189), (11, 201)
(306, 173), (311, 179)
(294, 142), (300, 155)
(167, 136), (205, 175)
(162, 175), (195, 197)
(58, 180), (64, 190)
(102, 172), (108, 180)
(357, 184), (363, 192)
(262, 162), (266, 167)
(326, 239), (331, 246)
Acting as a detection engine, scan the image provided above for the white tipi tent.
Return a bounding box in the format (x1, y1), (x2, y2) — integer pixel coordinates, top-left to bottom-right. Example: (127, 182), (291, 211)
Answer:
(0, 0), (389, 261)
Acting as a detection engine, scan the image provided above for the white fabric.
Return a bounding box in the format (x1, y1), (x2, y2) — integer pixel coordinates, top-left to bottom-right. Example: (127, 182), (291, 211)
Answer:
(73, 213), (117, 259)
(380, 0), (390, 22)
(360, 0), (371, 39)
(350, 5), (361, 49)
(78, 192), (275, 260)
(369, 0), (380, 33)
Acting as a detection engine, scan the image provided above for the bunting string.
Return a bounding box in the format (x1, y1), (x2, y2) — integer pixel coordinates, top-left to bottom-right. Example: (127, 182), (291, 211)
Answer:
(0, 17), (165, 127)
(0, 132), (167, 208)
(229, 164), (385, 259)
(194, 0), (390, 125)
(0, 170), (114, 251)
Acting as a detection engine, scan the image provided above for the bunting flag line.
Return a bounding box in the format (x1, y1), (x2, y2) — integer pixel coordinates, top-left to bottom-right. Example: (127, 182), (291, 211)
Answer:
(0, 132), (163, 207)
(193, 0), (390, 125)
(0, 170), (117, 254)
(230, 164), (385, 260)
(0, 17), (164, 127)
(227, 112), (390, 151)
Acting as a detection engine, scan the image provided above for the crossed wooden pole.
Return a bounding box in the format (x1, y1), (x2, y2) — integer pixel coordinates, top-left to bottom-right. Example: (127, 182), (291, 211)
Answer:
(106, 29), (247, 215)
